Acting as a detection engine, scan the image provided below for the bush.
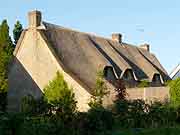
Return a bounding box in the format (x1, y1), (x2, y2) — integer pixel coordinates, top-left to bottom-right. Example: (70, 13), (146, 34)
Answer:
(21, 95), (50, 116)
(21, 94), (36, 115)
(0, 113), (25, 135)
(169, 78), (180, 107)
(147, 101), (177, 128)
(0, 92), (7, 112)
(164, 80), (172, 86)
(44, 71), (77, 120)
(18, 116), (56, 135)
(85, 106), (114, 132)
(128, 99), (149, 128)
(89, 70), (108, 108)
(0, 101), (179, 135)
(113, 99), (178, 128)
(0, 113), (81, 135)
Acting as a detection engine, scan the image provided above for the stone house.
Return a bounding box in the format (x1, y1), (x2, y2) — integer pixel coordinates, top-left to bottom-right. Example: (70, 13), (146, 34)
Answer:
(8, 10), (170, 112)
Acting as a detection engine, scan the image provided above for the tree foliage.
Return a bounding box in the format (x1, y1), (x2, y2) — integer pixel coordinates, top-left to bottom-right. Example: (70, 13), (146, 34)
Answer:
(169, 78), (180, 107)
(89, 70), (108, 108)
(0, 20), (14, 111)
(86, 106), (114, 132)
(21, 95), (36, 115)
(0, 20), (14, 92)
(114, 79), (127, 100)
(0, 20), (14, 55)
(44, 72), (77, 118)
(13, 21), (23, 45)
(20, 95), (49, 115)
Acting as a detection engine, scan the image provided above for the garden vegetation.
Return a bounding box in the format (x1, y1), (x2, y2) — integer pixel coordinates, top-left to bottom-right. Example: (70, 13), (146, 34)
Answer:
(1, 73), (180, 135)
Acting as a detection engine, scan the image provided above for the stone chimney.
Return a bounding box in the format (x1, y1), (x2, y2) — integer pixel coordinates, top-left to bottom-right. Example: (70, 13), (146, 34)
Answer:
(28, 10), (42, 28)
(139, 43), (150, 52)
(112, 33), (122, 43)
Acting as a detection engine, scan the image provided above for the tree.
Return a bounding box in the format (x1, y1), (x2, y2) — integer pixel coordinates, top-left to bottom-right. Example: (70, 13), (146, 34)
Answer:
(113, 79), (128, 117)
(0, 20), (14, 53)
(114, 79), (127, 100)
(169, 78), (180, 107)
(89, 70), (109, 108)
(13, 21), (23, 45)
(0, 20), (14, 111)
(44, 72), (77, 118)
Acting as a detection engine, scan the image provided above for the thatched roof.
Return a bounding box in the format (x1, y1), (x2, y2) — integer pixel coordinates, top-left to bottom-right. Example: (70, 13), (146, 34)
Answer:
(41, 22), (169, 89)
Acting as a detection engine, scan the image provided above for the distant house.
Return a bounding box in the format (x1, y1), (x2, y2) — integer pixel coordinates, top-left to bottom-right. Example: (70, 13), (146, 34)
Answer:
(170, 64), (180, 79)
(7, 10), (170, 112)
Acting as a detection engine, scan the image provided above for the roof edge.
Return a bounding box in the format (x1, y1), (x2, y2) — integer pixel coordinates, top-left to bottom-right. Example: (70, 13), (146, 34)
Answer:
(43, 21), (140, 48)
(13, 30), (27, 56)
(170, 64), (180, 79)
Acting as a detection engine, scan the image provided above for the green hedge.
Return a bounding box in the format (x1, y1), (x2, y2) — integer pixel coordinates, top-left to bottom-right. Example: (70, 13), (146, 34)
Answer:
(169, 78), (180, 107)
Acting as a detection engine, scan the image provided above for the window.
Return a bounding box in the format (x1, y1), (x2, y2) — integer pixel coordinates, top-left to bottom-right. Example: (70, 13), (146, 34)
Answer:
(152, 74), (161, 84)
(123, 69), (135, 81)
(104, 66), (116, 81)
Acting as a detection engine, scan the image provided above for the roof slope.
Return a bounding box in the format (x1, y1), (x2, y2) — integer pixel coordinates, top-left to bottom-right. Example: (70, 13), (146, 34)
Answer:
(170, 64), (180, 79)
(42, 22), (169, 89)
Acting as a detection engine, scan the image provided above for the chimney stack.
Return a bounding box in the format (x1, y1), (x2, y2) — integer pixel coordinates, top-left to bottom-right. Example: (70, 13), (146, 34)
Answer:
(112, 33), (122, 43)
(28, 10), (42, 28)
(139, 44), (150, 52)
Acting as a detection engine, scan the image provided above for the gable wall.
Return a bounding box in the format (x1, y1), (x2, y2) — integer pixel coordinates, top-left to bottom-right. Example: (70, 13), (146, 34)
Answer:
(8, 29), (91, 112)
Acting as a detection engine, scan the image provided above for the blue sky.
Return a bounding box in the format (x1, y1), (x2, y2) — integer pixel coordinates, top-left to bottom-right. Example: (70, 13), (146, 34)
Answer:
(0, 0), (179, 73)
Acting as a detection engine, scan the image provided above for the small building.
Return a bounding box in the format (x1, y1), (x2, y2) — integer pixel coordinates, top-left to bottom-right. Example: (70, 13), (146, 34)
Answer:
(8, 10), (170, 112)
(170, 64), (180, 80)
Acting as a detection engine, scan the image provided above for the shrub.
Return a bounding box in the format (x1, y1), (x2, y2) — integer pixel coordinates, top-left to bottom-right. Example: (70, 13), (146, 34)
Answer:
(21, 94), (36, 115)
(115, 99), (149, 128)
(169, 78), (180, 107)
(113, 99), (178, 128)
(20, 95), (50, 116)
(148, 101), (177, 128)
(114, 99), (129, 114)
(86, 106), (114, 132)
(89, 70), (109, 108)
(164, 80), (172, 86)
(0, 113), (26, 135)
(44, 71), (77, 120)
(17, 116), (57, 135)
(113, 99), (130, 128)
(128, 99), (149, 128)
(0, 113), (81, 135)
(34, 96), (51, 115)
(0, 92), (7, 112)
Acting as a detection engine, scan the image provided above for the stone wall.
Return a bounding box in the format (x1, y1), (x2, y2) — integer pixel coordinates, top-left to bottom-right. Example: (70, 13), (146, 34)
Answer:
(103, 84), (169, 107)
(126, 87), (169, 102)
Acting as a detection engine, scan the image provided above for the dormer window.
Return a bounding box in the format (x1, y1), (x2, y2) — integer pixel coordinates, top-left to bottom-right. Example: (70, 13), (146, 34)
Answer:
(152, 74), (162, 84)
(122, 69), (135, 81)
(103, 66), (116, 81)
